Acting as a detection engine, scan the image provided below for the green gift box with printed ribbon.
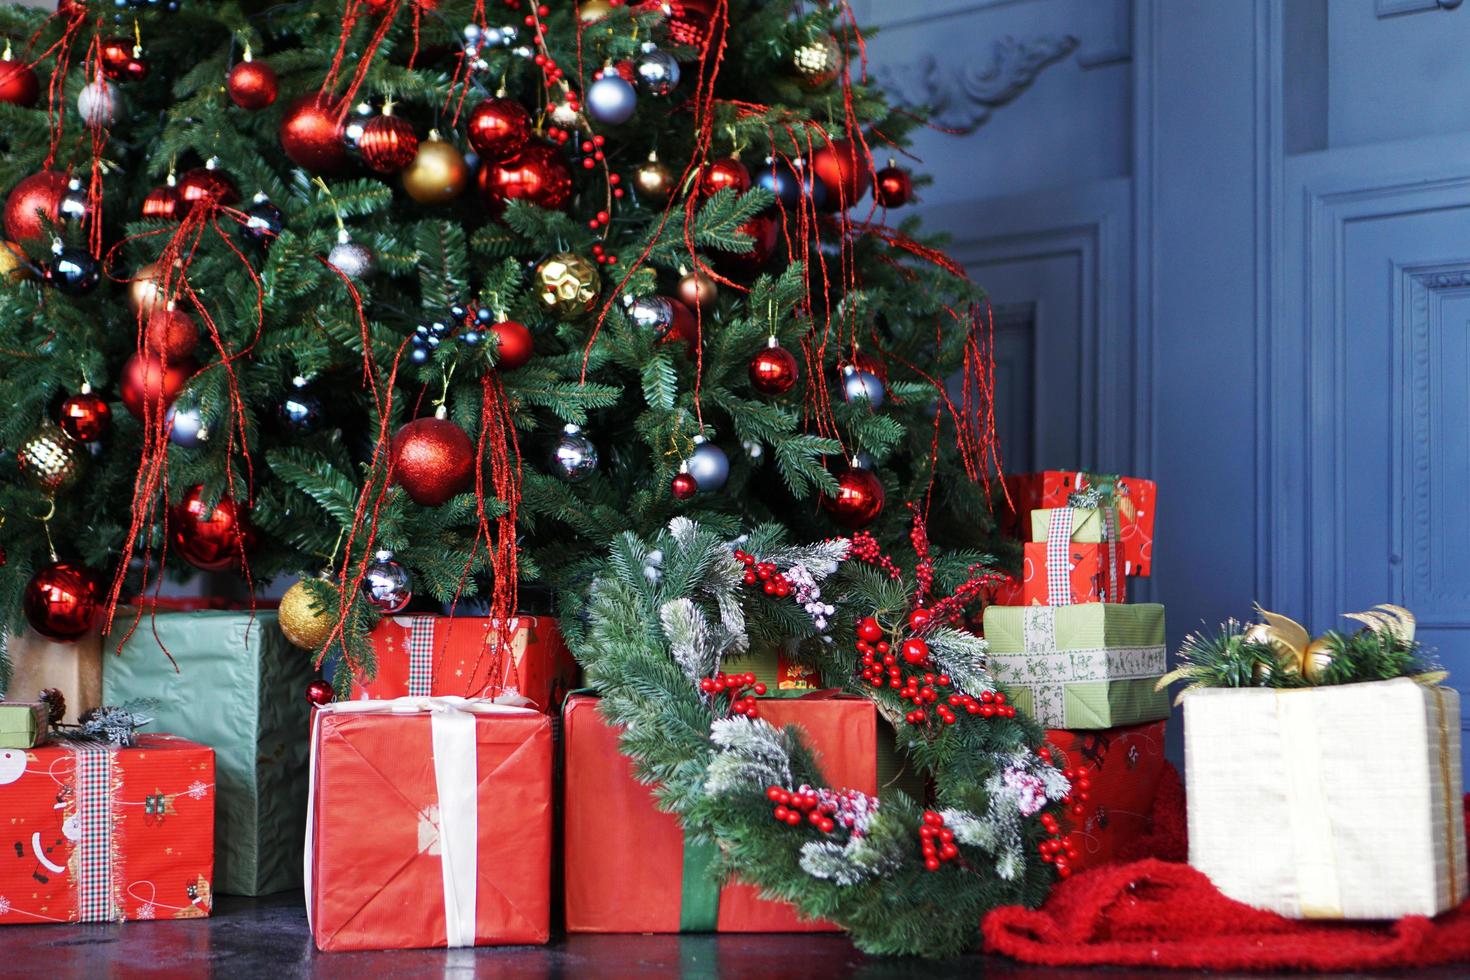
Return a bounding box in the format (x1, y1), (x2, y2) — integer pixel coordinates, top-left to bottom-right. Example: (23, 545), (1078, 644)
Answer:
(1030, 507), (1106, 543)
(104, 610), (312, 896)
(0, 700), (47, 748)
(982, 603), (1169, 729)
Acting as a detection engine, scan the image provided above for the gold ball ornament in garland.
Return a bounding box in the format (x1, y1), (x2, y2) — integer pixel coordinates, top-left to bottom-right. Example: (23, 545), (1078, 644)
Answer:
(128, 261), (169, 316)
(0, 240), (31, 283)
(633, 152), (675, 204)
(793, 34), (844, 88)
(534, 252), (601, 318)
(18, 421), (84, 494)
(401, 134), (470, 205)
(578, 0), (614, 22)
(279, 580), (338, 650)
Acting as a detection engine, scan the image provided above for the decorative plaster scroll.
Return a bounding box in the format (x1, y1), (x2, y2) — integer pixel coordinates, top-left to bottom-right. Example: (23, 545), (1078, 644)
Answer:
(878, 35), (1080, 135)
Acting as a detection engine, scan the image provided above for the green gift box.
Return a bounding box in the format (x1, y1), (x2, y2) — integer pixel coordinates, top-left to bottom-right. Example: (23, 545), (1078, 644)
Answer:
(1030, 507), (1105, 543)
(0, 700), (46, 748)
(982, 603), (1169, 729)
(104, 610), (311, 895)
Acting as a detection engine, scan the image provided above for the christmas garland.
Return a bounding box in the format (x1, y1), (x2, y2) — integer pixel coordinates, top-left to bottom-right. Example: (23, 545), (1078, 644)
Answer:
(563, 514), (1082, 958)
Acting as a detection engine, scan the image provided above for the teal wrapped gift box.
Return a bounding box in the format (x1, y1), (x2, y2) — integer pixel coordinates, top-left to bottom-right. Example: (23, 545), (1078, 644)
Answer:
(104, 610), (311, 896)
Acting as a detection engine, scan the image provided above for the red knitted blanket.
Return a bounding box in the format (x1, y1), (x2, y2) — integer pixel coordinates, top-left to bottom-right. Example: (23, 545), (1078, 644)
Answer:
(982, 765), (1470, 971)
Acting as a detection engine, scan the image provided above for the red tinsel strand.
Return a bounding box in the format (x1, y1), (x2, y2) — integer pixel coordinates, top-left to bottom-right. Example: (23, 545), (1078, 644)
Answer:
(320, 0), (372, 101)
(328, 1), (403, 121)
(442, 0), (490, 125)
(316, 253), (384, 414)
(34, 2), (90, 169)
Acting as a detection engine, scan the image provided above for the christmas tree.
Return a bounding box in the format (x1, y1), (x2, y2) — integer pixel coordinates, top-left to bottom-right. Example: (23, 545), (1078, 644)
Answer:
(0, 0), (1000, 688)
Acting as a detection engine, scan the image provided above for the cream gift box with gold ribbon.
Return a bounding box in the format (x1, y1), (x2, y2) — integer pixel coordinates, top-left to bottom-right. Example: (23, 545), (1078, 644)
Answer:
(1183, 677), (1466, 919)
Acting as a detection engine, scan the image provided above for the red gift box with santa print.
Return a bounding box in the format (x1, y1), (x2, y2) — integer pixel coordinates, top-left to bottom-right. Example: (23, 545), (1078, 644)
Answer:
(1003, 471), (1157, 577)
(351, 615), (577, 712)
(1044, 720), (1168, 871)
(0, 734), (215, 925)
(1021, 542), (1127, 606)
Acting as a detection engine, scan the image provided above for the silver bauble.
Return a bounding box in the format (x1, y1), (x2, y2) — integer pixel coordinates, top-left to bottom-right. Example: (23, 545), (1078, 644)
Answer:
(328, 238), (375, 280)
(842, 366), (885, 407)
(586, 74), (637, 126)
(635, 47), (681, 96)
(165, 404), (209, 448)
(551, 423), (598, 482)
(363, 551), (412, 614)
(686, 438), (729, 492)
(342, 100), (378, 155)
(77, 80), (117, 126)
(624, 294), (674, 339)
(59, 180), (89, 225)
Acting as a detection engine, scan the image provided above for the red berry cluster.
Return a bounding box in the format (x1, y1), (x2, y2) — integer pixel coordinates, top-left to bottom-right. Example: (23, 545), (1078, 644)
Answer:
(733, 550), (792, 597)
(907, 503), (934, 599)
(698, 671), (766, 717)
(589, 241), (619, 265)
(919, 811), (959, 871)
(1035, 809), (1080, 878)
(765, 785), (838, 833)
(847, 531), (901, 579)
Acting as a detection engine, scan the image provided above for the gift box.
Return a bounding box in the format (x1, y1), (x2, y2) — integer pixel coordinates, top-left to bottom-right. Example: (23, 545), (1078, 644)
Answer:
(982, 603), (1168, 729)
(305, 697), (553, 951)
(564, 692), (878, 933)
(0, 733), (215, 925)
(105, 611), (311, 896)
(1004, 471), (1156, 577)
(350, 615), (576, 712)
(1021, 542), (1126, 606)
(1043, 720), (1168, 871)
(1184, 677), (1467, 919)
(0, 701), (48, 749)
(725, 644), (823, 691)
(2, 629), (101, 725)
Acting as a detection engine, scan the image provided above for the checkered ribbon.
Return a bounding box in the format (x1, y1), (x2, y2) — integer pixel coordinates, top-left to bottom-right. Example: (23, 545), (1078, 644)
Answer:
(1045, 508), (1077, 605)
(408, 617), (436, 697)
(73, 742), (119, 923)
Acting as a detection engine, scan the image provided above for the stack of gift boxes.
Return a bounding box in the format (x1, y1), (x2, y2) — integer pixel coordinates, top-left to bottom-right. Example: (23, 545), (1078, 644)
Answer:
(982, 471), (1171, 872)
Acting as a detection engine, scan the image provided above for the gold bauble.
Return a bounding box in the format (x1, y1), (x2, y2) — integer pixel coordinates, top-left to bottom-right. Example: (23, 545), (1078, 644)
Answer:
(279, 580), (338, 651)
(677, 269), (717, 311)
(0, 240), (32, 284)
(793, 34), (843, 88)
(1303, 637), (1335, 683)
(402, 137), (469, 205)
(1251, 659), (1273, 686)
(18, 421), (84, 495)
(634, 155), (675, 204)
(578, 0), (613, 22)
(534, 252), (601, 318)
(128, 261), (170, 316)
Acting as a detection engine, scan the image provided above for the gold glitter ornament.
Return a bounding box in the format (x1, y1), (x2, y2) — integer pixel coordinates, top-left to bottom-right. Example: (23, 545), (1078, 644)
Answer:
(793, 34), (843, 88)
(534, 252), (601, 318)
(18, 421), (84, 495)
(278, 579), (338, 651)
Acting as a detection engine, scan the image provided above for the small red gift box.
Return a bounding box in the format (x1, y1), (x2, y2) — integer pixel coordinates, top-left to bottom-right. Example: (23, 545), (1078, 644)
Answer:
(563, 693), (878, 933)
(1004, 471), (1157, 577)
(0, 734), (215, 925)
(1021, 542), (1127, 605)
(350, 615), (576, 712)
(1044, 720), (1167, 871)
(306, 698), (553, 951)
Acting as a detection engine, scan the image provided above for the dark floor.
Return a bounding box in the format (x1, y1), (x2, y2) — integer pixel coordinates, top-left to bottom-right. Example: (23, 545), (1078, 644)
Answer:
(2, 891), (1467, 979)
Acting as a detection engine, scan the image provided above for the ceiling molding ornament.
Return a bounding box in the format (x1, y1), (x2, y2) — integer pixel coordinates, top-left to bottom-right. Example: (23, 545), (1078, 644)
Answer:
(877, 35), (1080, 135)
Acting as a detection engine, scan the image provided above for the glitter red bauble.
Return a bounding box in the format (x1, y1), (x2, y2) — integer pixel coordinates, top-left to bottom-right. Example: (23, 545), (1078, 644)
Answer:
(664, 297), (698, 349)
(874, 164), (912, 208)
(58, 391), (111, 443)
(0, 59), (39, 107)
(119, 353), (193, 419)
(697, 157), (750, 199)
(490, 319), (534, 371)
(391, 415), (475, 507)
(171, 485), (258, 571)
(227, 59), (278, 110)
(23, 561), (99, 642)
(466, 97), (532, 162)
(477, 141), (573, 215)
(305, 679), (335, 706)
(748, 342), (798, 395)
(671, 472), (698, 500)
(177, 167), (240, 217)
(822, 467), (885, 528)
(712, 214), (777, 278)
(4, 171), (68, 242)
(359, 113), (420, 174)
(141, 184), (182, 221)
(280, 95), (348, 174)
(144, 307), (199, 363)
(810, 138), (872, 208)
(660, 0), (717, 51)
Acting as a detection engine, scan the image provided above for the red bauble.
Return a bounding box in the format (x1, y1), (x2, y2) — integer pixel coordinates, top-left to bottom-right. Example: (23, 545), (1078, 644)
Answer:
(227, 59), (278, 111)
(141, 184), (182, 221)
(23, 561), (99, 642)
(0, 58), (39, 107)
(305, 679), (335, 706)
(171, 485), (257, 571)
(671, 472), (698, 500)
(144, 307), (200, 363)
(477, 142), (573, 215)
(119, 353), (193, 419)
(466, 97), (532, 162)
(359, 113), (420, 174)
(748, 341), (798, 395)
(280, 95), (348, 174)
(901, 637), (930, 666)
(99, 36), (145, 81)
(490, 319), (534, 371)
(874, 164), (912, 208)
(712, 214), (777, 278)
(4, 171), (68, 242)
(391, 414), (475, 507)
(822, 466), (885, 529)
(58, 390), (111, 443)
(663, 0), (717, 51)
(176, 167), (240, 217)
(697, 157), (750, 199)
(810, 138), (873, 208)
(665, 297), (698, 349)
